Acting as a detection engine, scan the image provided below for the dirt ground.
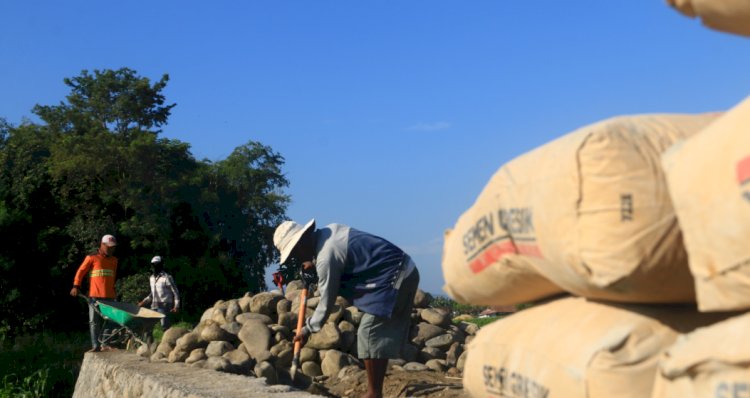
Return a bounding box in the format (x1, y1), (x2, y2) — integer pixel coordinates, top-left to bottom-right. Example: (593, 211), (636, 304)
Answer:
(305, 367), (468, 398)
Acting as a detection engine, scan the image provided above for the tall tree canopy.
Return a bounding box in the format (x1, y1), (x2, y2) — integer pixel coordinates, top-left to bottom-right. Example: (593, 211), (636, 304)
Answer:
(0, 68), (290, 336)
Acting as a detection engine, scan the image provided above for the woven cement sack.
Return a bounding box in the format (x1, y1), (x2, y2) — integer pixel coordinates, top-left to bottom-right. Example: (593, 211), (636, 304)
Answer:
(652, 311), (750, 398)
(443, 113), (718, 306)
(463, 296), (730, 398)
(668, 0), (750, 37)
(663, 97), (750, 311)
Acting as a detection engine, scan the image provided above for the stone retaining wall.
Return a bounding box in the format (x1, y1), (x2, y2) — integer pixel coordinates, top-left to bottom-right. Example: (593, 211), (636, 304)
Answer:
(72, 351), (318, 398)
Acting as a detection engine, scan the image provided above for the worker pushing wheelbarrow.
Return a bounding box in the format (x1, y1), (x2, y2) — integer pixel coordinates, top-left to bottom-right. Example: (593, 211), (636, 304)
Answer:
(70, 234), (162, 352)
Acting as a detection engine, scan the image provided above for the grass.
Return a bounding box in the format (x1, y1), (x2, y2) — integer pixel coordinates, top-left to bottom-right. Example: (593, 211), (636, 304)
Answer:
(0, 331), (89, 398)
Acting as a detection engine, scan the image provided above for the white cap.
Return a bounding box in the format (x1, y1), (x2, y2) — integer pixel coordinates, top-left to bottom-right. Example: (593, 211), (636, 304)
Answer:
(151, 256), (163, 264)
(273, 219), (315, 265)
(101, 234), (117, 247)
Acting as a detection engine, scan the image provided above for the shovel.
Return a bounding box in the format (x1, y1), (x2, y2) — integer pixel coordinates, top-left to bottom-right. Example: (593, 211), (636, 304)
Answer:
(290, 278), (310, 382)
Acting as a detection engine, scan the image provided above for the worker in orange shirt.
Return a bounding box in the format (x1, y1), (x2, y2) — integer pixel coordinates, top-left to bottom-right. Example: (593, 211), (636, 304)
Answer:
(70, 234), (118, 352)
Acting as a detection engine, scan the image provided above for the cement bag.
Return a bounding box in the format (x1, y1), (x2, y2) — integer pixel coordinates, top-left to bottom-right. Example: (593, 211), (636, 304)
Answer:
(668, 0), (750, 37)
(442, 113), (718, 306)
(663, 97), (750, 311)
(652, 311), (750, 398)
(463, 296), (729, 398)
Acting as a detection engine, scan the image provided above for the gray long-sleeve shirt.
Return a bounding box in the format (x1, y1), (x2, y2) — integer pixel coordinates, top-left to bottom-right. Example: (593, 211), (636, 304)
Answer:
(304, 223), (408, 335)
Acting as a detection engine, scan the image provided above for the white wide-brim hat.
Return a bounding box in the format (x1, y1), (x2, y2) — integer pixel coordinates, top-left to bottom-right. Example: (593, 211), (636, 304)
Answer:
(274, 219), (315, 265)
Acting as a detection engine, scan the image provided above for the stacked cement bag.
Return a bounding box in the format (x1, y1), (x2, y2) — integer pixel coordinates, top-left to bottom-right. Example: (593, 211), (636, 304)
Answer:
(651, 312), (750, 398)
(662, 97), (750, 312)
(668, 0), (750, 37)
(443, 112), (718, 306)
(464, 297), (730, 398)
(145, 282), (475, 386)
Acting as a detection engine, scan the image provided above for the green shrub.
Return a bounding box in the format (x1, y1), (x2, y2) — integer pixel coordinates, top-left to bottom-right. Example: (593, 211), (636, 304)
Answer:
(116, 272), (151, 305)
(0, 332), (88, 398)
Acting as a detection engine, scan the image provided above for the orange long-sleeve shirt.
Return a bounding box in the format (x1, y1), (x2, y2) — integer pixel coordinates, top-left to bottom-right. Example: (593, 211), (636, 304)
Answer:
(73, 253), (118, 299)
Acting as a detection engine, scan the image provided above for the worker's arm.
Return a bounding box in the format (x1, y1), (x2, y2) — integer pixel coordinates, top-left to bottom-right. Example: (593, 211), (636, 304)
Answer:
(166, 273), (180, 312)
(303, 239), (346, 335)
(70, 256), (93, 296)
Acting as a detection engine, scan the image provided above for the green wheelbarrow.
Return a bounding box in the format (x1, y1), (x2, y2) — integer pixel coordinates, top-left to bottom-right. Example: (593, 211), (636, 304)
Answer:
(80, 294), (164, 350)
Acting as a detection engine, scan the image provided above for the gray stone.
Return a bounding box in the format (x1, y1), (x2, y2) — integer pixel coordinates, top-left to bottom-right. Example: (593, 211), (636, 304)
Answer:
(420, 308), (451, 327)
(236, 312), (273, 325)
(413, 289), (433, 308)
(324, 304), (343, 324)
(201, 323), (235, 343)
(254, 361), (278, 385)
(206, 341), (235, 357)
(150, 351), (167, 362)
(223, 300), (239, 321)
(277, 299), (291, 315)
(185, 348), (207, 364)
(404, 362), (429, 371)
(301, 361), (322, 377)
(418, 346), (446, 362)
(175, 332), (204, 352)
(320, 349), (349, 377)
(306, 322), (340, 350)
(411, 322), (445, 347)
(425, 359), (446, 372)
(160, 326), (189, 347)
(337, 320), (357, 354)
(270, 340), (292, 356)
(136, 343), (150, 358)
(457, 351), (468, 372)
(238, 319), (272, 363)
(447, 324), (467, 343)
(277, 312), (295, 331)
(446, 342), (463, 367)
(238, 294), (253, 313)
(223, 348), (253, 374)
(250, 292), (282, 318)
(343, 306), (363, 326)
(221, 321), (242, 336)
(273, 345), (293, 368)
(388, 358), (406, 368)
(207, 356), (232, 372)
(458, 321), (480, 336)
(306, 296), (320, 309)
(211, 307), (228, 325)
(189, 359), (206, 368)
(199, 307), (215, 323)
(168, 348), (189, 363)
(425, 333), (455, 350)
(300, 347), (318, 364)
(269, 324), (291, 339)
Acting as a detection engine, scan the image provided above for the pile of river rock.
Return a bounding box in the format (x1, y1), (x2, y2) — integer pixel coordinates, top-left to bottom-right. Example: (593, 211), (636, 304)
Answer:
(140, 280), (475, 385)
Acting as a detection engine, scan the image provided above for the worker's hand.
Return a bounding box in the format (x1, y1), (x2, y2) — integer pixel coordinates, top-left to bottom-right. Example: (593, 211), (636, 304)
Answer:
(70, 287), (79, 297)
(293, 333), (307, 345)
(293, 326), (309, 345)
(170, 307), (178, 313)
(137, 301), (144, 307)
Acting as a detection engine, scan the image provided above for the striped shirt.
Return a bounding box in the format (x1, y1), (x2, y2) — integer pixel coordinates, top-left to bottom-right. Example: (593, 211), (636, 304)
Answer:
(141, 272), (180, 310)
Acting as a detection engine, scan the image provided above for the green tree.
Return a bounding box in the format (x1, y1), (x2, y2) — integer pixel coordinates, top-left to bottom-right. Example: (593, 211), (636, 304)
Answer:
(0, 68), (291, 334)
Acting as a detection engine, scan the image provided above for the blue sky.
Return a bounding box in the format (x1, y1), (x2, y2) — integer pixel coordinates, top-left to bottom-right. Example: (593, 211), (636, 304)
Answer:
(2, 1), (750, 296)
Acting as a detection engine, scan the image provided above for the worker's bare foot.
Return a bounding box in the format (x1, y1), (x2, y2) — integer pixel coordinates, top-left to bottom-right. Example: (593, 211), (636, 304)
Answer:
(361, 391), (381, 398)
(86, 347), (101, 353)
(100, 346), (115, 352)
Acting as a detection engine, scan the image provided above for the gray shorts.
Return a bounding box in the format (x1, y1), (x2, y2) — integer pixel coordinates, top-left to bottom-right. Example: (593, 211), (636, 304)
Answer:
(357, 266), (420, 359)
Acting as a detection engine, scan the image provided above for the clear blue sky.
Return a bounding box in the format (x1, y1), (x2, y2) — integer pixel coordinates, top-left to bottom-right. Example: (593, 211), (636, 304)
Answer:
(2, 1), (750, 296)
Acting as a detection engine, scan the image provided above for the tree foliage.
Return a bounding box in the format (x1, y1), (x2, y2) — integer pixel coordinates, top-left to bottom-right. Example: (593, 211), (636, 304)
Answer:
(0, 68), (290, 335)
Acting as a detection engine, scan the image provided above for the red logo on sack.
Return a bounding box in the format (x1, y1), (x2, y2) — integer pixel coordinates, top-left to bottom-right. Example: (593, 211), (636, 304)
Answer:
(736, 155), (750, 185)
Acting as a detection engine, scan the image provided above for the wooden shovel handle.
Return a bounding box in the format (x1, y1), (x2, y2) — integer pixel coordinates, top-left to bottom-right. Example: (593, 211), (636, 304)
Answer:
(293, 287), (308, 354)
